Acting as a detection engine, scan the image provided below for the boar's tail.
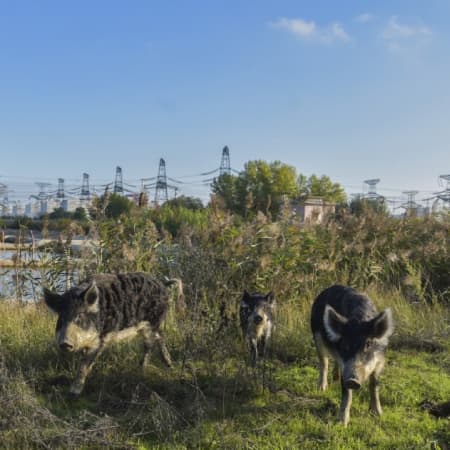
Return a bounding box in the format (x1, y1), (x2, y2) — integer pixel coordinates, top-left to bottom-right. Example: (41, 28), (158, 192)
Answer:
(163, 277), (186, 313)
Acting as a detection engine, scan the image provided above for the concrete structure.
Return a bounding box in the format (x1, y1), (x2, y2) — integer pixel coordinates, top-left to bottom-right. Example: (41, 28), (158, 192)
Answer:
(291, 197), (336, 223)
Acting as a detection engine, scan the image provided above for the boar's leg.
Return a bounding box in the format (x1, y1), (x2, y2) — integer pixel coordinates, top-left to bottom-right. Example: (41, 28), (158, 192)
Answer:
(141, 326), (172, 368)
(70, 346), (103, 396)
(369, 372), (383, 416)
(249, 338), (258, 366)
(332, 363), (341, 382)
(257, 335), (267, 358)
(313, 333), (329, 391)
(339, 379), (353, 427)
(154, 331), (173, 367)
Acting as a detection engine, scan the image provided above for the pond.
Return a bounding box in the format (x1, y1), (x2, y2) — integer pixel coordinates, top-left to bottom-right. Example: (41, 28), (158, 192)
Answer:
(0, 266), (77, 301)
(0, 250), (77, 301)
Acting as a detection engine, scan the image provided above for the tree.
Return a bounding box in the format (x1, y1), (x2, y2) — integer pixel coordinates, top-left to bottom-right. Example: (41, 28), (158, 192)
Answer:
(48, 207), (71, 220)
(73, 207), (88, 221)
(164, 195), (204, 211)
(349, 195), (388, 216)
(212, 160), (298, 218)
(105, 193), (134, 219)
(297, 174), (346, 204)
(211, 173), (238, 212)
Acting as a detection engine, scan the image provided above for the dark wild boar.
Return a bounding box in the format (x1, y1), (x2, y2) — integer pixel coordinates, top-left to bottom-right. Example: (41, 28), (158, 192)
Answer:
(240, 290), (275, 366)
(311, 284), (394, 426)
(44, 273), (183, 395)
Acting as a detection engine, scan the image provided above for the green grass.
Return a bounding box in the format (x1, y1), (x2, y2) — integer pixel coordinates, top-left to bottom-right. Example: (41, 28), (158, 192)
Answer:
(0, 293), (449, 449)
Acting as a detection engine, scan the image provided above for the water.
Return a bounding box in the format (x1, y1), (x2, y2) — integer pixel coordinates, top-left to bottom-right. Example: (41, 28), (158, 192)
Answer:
(0, 250), (74, 301)
(0, 267), (75, 301)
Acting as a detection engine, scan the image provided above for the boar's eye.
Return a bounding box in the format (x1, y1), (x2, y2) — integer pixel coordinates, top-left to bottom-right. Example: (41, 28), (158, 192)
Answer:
(364, 340), (373, 351)
(74, 313), (91, 328)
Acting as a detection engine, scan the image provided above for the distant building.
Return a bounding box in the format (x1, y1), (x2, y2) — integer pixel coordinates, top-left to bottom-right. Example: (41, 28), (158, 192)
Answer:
(0, 198), (92, 218)
(291, 197), (336, 224)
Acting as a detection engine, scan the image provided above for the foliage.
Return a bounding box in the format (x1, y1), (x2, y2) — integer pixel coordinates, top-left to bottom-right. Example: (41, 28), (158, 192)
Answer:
(1, 200), (449, 448)
(0, 286), (448, 449)
(212, 162), (347, 218)
(164, 195), (204, 211)
(212, 160), (299, 219)
(104, 193), (135, 219)
(298, 174), (347, 204)
(349, 195), (389, 216)
(149, 204), (209, 238)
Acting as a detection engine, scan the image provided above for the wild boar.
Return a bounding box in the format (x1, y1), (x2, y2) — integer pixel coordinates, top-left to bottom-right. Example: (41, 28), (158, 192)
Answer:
(44, 273), (183, 395)
(311, 284), (394, 426)
(240, 290), (275, 366)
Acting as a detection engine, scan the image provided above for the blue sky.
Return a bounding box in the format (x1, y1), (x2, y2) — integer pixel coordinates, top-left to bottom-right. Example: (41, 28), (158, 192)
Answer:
(1, 1), (449, 203)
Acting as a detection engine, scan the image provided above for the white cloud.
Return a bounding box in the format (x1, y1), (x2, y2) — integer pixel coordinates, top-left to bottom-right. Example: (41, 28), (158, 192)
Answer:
(330, 23), (350, 42)
(382, 16), (431, 40)
(381, 16), (432, 52)
(270, 17), (350, 44)
(271, 17), (316, 39)
(354, 13), (374, 24)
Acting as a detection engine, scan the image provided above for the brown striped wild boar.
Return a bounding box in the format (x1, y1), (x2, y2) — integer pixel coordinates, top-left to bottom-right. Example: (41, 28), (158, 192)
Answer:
(311, 284), (394, 426)
(44, 273), (183, 396)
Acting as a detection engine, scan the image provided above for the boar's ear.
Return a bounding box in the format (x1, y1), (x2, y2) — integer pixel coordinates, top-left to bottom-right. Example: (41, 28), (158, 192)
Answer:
(84, 282), (99, 312)
(43, 288), (62, 313)
(323, 305), (348, 342)
(241, 290), (251, 307)
(265, 291), (275, 306)
(371, 308), (394, 341)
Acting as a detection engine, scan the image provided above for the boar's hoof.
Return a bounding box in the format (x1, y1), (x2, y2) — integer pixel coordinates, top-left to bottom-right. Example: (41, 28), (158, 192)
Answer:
(344, 379), (361, 390)
(369, 405), (383, 416)
(69, 383), (84, 396)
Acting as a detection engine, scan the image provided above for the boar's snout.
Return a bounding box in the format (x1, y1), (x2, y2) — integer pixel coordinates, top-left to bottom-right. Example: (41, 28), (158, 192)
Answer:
(344, 378), (361, 390)
(59, 342), (74, 352)
(253, 314), (263, 325)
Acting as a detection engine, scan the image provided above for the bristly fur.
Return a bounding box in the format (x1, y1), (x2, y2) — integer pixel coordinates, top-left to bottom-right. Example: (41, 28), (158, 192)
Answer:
(57, 273), (170, 336)
(240, 290), (275, 366)
(310, 284), (394, 427)
(44, 272), (176, 395)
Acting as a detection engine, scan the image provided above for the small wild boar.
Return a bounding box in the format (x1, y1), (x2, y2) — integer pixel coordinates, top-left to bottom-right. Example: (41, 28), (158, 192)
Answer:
(311, 284), (394, 426)
(44, 273), (183, 396)
(240, 290), (275, 366)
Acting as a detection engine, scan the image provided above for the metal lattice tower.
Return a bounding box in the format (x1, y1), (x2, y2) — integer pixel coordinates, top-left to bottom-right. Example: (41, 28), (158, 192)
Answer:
(363, 179), (382, 200)
(56, 178), (66, 199)
(0, 183), (8, 201)
(0, 183), (8, 213)
(34, 182), (52, 200)
(113, 166), (124, 194)
(401, 190), (420, 212)
(437, 174), (450, 203)
(154, 158), (169, 204)
(219, 146), (231, 175)
(32, 182), (51, 215)
(80, 173), (91, 201)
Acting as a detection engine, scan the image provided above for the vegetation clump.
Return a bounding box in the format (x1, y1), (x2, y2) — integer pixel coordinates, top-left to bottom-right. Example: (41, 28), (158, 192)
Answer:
(0, 172), (449, 449)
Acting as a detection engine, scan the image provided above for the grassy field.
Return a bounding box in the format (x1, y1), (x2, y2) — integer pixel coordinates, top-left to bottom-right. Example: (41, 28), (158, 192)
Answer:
(1, 287), (449, 449)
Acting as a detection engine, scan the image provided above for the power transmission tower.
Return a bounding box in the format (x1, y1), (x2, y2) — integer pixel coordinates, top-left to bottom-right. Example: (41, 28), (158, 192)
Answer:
(363, 179), (383, 200)
(0, 183), (8, 215)
(56, 178), (66, 199)
(34, 182), (51, 199)
(113, 166), (124, 194)
(154, 158), (169, 204)
(80, 173), (91, 202)
(436, 174), (450, 203)
(31, 182), (51, 215)
(401, 190), (420, 215)
(0, 182), (8, 203)
(219, 146), (231, 175)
